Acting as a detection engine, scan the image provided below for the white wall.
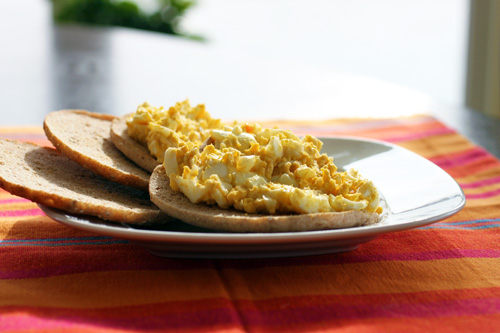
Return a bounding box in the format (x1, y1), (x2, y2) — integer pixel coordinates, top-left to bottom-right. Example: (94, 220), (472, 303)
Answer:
(181, 0), (470, 107)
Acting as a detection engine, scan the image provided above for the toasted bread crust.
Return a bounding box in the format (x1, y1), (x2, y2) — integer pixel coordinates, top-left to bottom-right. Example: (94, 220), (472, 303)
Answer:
(110, 115), (160, 173)
(0, 139), (169, 224)
(150, 165), (379, 233)
(44, 110), (150, 191)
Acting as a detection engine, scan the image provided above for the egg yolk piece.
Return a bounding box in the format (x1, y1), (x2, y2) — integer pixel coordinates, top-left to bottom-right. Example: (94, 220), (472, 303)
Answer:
(164, 123), (381, 215)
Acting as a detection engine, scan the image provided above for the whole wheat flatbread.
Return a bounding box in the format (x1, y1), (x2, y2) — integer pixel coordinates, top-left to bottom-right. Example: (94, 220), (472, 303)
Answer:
(43, 110), (150, 191)
(149, 165), (380, 233)
(110, 115), (160, 173)
(0, 139), (170, 225)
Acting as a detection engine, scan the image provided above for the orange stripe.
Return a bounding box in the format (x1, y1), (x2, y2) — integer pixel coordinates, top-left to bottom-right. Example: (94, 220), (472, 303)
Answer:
(398, 134), (477, 158)
(462, 182), (500, 195)
(213, 258), (500, 299)
(1, 258), (499, 308)
(455, 166), (500, 183)
(3, 288), (499, 331)
(0, 270), (230, 308)
(0, 216), (98, 240)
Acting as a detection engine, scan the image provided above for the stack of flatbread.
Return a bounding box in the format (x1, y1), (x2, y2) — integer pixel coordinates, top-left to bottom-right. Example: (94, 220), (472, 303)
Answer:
(0, 110), (379, 232)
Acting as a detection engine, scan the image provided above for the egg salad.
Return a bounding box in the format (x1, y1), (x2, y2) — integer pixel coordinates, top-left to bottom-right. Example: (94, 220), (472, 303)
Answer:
(127, 100), (381, 215)
(127, 100), (224, 162)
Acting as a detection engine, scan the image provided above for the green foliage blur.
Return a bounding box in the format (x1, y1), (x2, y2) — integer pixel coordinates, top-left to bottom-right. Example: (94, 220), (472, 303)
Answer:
(52, 0), (201, 40)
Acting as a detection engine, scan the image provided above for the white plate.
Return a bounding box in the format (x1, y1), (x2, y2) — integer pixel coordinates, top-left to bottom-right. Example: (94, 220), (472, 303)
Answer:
(40, 137), (465, 259)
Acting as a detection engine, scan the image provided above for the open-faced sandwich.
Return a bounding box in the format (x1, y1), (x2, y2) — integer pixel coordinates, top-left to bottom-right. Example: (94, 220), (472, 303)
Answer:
(0, 100), (383, 232)
(120, 100), (383, 232)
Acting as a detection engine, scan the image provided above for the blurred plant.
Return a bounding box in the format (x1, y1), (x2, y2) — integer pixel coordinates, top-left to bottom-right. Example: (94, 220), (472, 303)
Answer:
(51, 0), (201, 40)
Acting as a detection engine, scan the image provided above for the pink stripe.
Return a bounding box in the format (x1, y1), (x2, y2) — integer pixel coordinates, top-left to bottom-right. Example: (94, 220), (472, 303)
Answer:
(430, 147), (489, 169)
(0, 209), (44, 217)
(460, 175), (500, 189)
(0, 316), (81, 331)
(2, 296), (500, 330)
(466, 187), (500, 200)
(384, 127), (455, 143)
(0, 198), (31, 204)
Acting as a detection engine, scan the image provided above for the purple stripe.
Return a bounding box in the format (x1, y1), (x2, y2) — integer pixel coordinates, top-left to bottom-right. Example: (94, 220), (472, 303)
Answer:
(430, 147), (489, 169)
(460, 175), (500, 189)
(466, 187), (500, 199)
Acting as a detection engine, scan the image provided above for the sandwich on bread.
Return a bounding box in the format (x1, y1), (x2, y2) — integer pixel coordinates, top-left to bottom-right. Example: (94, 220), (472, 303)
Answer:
(0, 102), (382, 232)
(150, 165), (379, 232)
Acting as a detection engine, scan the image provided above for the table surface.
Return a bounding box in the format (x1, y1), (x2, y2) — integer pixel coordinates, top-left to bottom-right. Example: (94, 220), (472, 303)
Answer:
(0, 6), (499, 158)
(1, 116), (499, 331)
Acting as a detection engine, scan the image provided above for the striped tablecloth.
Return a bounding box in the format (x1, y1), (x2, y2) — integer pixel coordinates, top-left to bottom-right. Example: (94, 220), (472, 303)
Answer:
(1, 115), (499, 332)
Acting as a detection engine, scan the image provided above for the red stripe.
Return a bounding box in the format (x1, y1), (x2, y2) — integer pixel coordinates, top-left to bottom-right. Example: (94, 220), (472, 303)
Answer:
(1, 299), (241, 331)
(430, 147), (490, 169)
(2, 246), (498, 279)
(460, 175), (500, 189)
(443, 155), (500, 178)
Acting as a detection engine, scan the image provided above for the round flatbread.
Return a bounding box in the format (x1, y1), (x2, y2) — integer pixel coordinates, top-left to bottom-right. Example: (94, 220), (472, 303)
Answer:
(110, 115), (160, 173)
(44, 110), (150, 191)
(149, 165), (380, 233)
(0, 139), (170, 225)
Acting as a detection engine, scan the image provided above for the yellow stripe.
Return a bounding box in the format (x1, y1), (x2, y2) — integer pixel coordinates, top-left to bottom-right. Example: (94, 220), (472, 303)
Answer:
(0, 216), (94, 240)
(0, 126), (44, 134)
(1, 258), (499, 308)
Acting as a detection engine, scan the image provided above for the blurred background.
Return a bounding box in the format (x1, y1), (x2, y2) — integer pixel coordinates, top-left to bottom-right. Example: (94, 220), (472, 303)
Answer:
(50, 0), (469, 107)
(1, 0), (498, 121)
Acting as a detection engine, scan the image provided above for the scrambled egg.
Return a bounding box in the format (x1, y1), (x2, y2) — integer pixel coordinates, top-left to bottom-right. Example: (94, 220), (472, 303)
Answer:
(128, 100), (382, 215)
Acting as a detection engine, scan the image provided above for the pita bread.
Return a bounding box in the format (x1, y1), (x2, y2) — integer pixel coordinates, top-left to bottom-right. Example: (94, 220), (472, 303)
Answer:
(0, 139), (170, 225)
(110, 115), (160, 173)
(43, 110), (150, 191)
(149, 165), (380, 233)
